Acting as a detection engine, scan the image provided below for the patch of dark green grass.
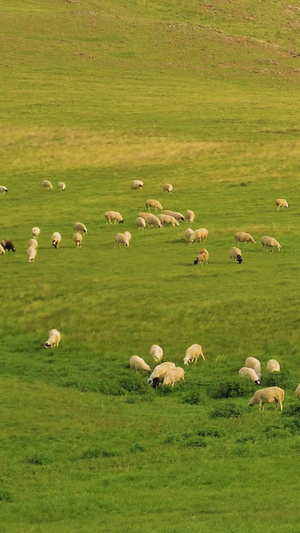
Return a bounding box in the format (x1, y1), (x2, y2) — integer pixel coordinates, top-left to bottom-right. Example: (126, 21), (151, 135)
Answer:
(210, 402), (245, 419)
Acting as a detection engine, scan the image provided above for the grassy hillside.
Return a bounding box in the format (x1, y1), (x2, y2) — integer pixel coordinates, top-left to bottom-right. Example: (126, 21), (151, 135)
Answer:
(1, 1), (300, 531)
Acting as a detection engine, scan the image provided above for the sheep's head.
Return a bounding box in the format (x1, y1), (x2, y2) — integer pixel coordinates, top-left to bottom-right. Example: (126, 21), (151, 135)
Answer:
(194, 258), (199, 265)
(237, 255), (243, 263)
(44, 342), (50, 349)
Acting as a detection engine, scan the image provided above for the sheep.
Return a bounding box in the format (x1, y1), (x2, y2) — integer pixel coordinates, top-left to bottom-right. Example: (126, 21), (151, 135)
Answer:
(43, 179), (53, 190)
(73, 222), (87, 234)
(157, 214), (179, 227)
(123, 231), (132, 243)
(234, 232), (256, 244)
(138, 213), (162, 228)
(0, 244), (5, 255)
(32, 227), (40, 239)
(150, 344), (163, 363)
(249, 387), (285, 411)
(295, 384), (300, 400)
(194, 248), (209, 265)
(185, 228), (194, 241)
(27, 246), (37, 263)
(52, 232), (62, 249)
(185, 210), (195, 223)
(276, 198), (288, 210)
(105, 211), (124, 224)
(163, 210), (185, 222)
(229, 247), (243, 263)
(238, 367), (261, 385)
(44, 328), (61, 349)
(0, 186), (8, 195)
(73, 232), (83, 247)
(145, 199), (163, 212)
(1, 240), (16, 252)
(244, 357), (262, 380)
(183, 344), (205, 365)
(261, 236), (281, 251)
(163, 367), (185, 387)
(131, 180), (143, 190)
(115, 233), (130, 247)
(148, 362), (176, 388)
(162, 183), (173, 193)
(28, 238), (38, 250)
(189, 228), (208, 243)
(58, 181), (66, 191)
(130, 355), (151, 373)
(136, 216), (146, 230)
(266, 359), (280, 373)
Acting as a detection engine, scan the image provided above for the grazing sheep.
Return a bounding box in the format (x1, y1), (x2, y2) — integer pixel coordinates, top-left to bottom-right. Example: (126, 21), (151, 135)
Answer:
(163, 210), (185, 222)
(105, 211), (124, 224)
(194, 248), (209, 265)
(229, 247), (243, 263)
(115, 233), (130, 247)
(1, 240), (16, 252)
(276, 198), (288, 210)
(162, 183), (173, 193)
(136, 216), (146, 230)
(32, 227), (40, 239)
(43, 179), (53, 190)
(44, 328), (61, 349)
(0, 244), (5, 255)
(234, 232), (256, 244)
(186, 210), (195, 223)
(163, 367), (185, 387)
(51, 232), (62, 249)
(123, 231), (132, 243)
(150, 344), (163, 363)
(138, 213), (162, 228)
(28, 238), (38, 250)
(295, 384), (300, 400)
(261, 236), (281, 251)
(249, 387), (285, 411)
(157, 214), (179, 227)
(73, 232), (82, 247)
(58, 181), (66, 191)
(148, 362), (176, 388)
(74, 222), (87, 234)
(145, 199), (163, 212)
(238, 367), (261, 385)
(189, 228), (208, 243)
(130, 355), (151, 373)
(0, 186), (8, 195)
(266, 359), (280, 373)
(245, 357), (262, 380)
(27, 246), (37, 263)
(185, 228), (194, 241)
(131, 180), (143, 190)
(183, 344), (205, 365)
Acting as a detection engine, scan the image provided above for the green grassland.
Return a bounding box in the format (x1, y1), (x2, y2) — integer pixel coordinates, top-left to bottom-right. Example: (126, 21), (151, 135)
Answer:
(1, 1), (300, 531)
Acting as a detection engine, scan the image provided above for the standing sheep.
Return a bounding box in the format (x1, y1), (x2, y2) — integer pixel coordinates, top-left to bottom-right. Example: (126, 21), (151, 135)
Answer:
(0, 186), (8, 195)
(52, 232), (62, 249)
(249, 387), (285, 411)
(276, 198), (288, 210)
(189, 228), (208, 243)
(185, 210), (195, 223)
(136, 216), (146, 230)
(145, 199), (163, 212)
(105, 211), (124, 224)
(261, 236), (281, 251)
(150, 344), (163, 363)
(115, 233), (130, 247)
(130, 355), (151, 373)
(245, 357), (262, 380)
(58, 182), (66, 191)
(27, 246), (37, 263)
(32, 227), (40, 239)
(162, 183), (173, 193)
(28, 238), (38, 250)
(44, 329), (61, 349)
(163, 210), (185, 222)
(148, 362), (176, 388)
(157, 214), (179, 227)
(163, 367), (185, 387)
(194, 249), (209, 265)
(185, 228), (194, 241)
(183, 344), (205, 365)
(238, 367), (261, 385)
(266, 359), (280, 373)
(123, 231), (132, 243)
(138, 213), (162, 228)
(73, 232), (83, 247)
(74, 222), (87, 234)
(229, 247), (243, 263)
(43, 180), (53, 190)
(131, 180), (143, 190)
(234, 232), (256, 244)
(1, 240), (16, 252)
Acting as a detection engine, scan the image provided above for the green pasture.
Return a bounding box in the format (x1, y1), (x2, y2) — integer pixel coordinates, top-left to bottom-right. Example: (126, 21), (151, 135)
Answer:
(1, 1), (300, 531)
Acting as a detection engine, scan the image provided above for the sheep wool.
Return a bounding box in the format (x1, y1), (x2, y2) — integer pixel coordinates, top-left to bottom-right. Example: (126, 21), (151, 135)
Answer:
(229, 247), (243, 263)
(150, 345), (163, 363)
(163, 210), (185, 221)
(32, 227), (40, 238)
(244, 357), (261, 380)
(185, 210), (195, 223)
(131, 180), (143, 190)
(194, 249), (209, 265)
(266, 359), (280, 373)
(129, 355), (151, 373)
(115, 233), (130, 247)
(148, 362), (176, 388)
(105, 211), (124, 224)
(58, 182), (66, 191)
(0, 244), (5, 255)
(123, 231), (132, 242)
(0, 185), (8, 195)
(189, 228), (208, 243)
(183, 344), (205, 365)
(276, 198), (288, 210)
(44, 329), (61, 349)
(141, 213), (162, 228)
(234, 232), (256, 244)
(43, 180), (53, 190)
(185, 228), (194, 241)
(73, 232), (83, 247)
(145, 199), (163, 211)
(157, 214), (179, 227)
(74, 222), (87, 234)
(52, 232), (62, 249)
(162, 183), (173, 193)
(261, 236), (281, 251)
(28, 238), (38, 250)
(249, 387), (285, 411)
(238, 367), (261, 385)
(136, 217), (146, 230)
(27, 246), (37, 263)
(163, 367), (185, 387)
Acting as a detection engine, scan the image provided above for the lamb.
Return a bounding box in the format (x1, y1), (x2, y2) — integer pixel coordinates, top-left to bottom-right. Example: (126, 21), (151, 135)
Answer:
(131, 180), (143, 190)
(145, 199), (163, 211)
(73, 232), (83, 247)
(157, 214), (179, 227)
(266, 359), (280, 373)
(276, 198), (288, 210)
(28, 238), (38, 250)
(295, 384), (300, 400)
(129, 355), (151, 373)
(0, 186), (8, 195)
(185, 210), (195, 223)
(138, 213), (162, 228)
(27, 246), (37, 263)
(44, 328), (61, 349)
(163, 210), (185, 221)
(123, 231), (132, 243)
(52, 232), (62, 249)
(32, 227), (40, 239)
(105, 211), (124, 224)
(261, 236), (281, 251)
(244, 357), (262, 380)
(148, 362), (176, 388)
(73, 222), (87, 234)
(229, 247), (243, 263)
(189, 228), (208, 243)
(0, 244), (5, 255)
(249, 386), (285, 411)
(183, 344), (205, 365)
(185, 228), (194, 241)
(1, 240), (16, 252)
(194, 249), (209, 265)
(115, 233), (130, 247)
(43, 179), (53, 190)
(163, 367), (185, 387)
(162, 183), (173, 193)
(234, 232), (256, 244)
(238, 367), (261, 385)
(136, 216), (146, 230)
(150, 344), (163, 363)
(58, 181), (66, 191)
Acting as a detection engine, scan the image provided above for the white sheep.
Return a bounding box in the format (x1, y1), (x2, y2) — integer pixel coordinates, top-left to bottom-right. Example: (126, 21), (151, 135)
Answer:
(73, 232), (83, 247)
(194, 248), (209, 265)
(129, 355), (151, 373)
(185, 210), (195, 223)
(261, 236), (281, 251)
(52, 232), (62, 249)
(115, 233), (130, 247)
(157, 214), (179, 227)
(234, 232), (256, 244)
(162, 183), (173, 193)
(249, 387), (285, 411)
(28, 238), (38, 250)
(44, 328), (61, 349)
(138, 213), (162, 228)
(276, 198), (288, 210)
(27, 246), (37, 263)
(0, 185), (8, 195)
(244, 357), (262, 380)
(131, 180), (143, 190)
(105, 211), (124, 224)
(73, 222), (87, 234)
(238, 367), (261, 385)
(183, 344), (205, 365)
(189, 228), (208, 243)
(0, 243), (5, 255)
(163, 210), (185, 222)
(145, 199), (163, 211)
(136, 216), (146, 230)
(123, 231), (132, 242)
(266, 359), (280, 373)
(32, 227), (40, 239)
(58, 182), (66, 191)
(163, 367), (185, 387)
(43, 179), (53, 190)
(148, 362), (176, 388)
(229, 247), (243, 263)
(185, 228), (194, 241)
(295, 384), (300, 400)
(150, 344), (163, 363)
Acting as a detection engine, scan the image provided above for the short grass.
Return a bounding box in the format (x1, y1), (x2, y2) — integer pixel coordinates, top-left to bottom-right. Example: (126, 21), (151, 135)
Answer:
(1, 1), (300, 531)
